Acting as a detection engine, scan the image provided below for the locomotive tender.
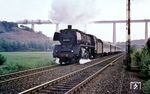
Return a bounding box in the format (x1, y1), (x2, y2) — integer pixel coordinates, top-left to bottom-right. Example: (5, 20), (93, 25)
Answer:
(53, 25), (122, 64)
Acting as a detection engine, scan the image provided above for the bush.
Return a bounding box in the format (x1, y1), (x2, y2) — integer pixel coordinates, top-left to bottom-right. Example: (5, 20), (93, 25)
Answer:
(147, 38), (150, 49)
(130, 45), (137, 54)
(132, 46), (150, 78)
(144, 80), (150, 94)
(0, 54), (6, 65)
(0, 63), (29, 75)
(140, 59), (150, 78)
(140, 47), (150, 78)
(133, 51), (141, 67)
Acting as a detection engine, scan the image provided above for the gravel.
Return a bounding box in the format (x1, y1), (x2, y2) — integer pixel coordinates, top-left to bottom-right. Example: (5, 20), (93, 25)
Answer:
(121, 69), (144, 94)
(79, 56), (144, 94)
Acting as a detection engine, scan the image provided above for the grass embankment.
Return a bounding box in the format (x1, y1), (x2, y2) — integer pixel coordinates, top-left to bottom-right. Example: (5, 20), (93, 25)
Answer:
(0, 52), (55, 75)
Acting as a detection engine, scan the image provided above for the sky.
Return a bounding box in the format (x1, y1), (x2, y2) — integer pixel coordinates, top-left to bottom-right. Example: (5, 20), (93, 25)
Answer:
(0, 0), (150, 42)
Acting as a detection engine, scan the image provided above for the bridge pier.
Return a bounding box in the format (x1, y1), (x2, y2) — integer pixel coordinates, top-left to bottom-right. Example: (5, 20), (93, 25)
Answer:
(113, 22), (116, 44)
(145, 21), (148, 43)
(56, 24), (59, 32)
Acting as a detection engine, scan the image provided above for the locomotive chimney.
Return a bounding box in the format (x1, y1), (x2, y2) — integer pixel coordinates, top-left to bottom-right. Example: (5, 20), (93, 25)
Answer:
(68, 25), (72, 29)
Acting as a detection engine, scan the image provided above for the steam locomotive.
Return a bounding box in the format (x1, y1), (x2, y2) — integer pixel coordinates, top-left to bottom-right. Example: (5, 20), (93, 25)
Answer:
(53, 25), (122, 64)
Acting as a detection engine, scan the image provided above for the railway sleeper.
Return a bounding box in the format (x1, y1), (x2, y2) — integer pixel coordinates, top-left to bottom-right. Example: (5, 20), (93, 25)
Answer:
(43, 85), (73, 90)
(52, 86), (72, 89)
(40, 88), (69, 93)
(39, 89), (65, 94)
(50, 88), (69, 91)
(52, 84), (76, 88)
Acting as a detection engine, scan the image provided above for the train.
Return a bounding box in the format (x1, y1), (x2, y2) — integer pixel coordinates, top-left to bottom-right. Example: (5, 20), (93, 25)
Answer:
(53, 25), (122, 64)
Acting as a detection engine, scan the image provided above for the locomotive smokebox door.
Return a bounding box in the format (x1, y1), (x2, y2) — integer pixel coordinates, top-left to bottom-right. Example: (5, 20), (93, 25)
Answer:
(53, 32), (60, 41)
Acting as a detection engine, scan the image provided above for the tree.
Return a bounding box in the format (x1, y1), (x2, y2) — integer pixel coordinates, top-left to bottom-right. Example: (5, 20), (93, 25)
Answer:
(147, 38), (150, 49)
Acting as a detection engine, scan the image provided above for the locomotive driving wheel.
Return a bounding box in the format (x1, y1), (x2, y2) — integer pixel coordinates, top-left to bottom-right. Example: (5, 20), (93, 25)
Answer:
(75, 57), (80, 64)
(59, 60), (63, 65)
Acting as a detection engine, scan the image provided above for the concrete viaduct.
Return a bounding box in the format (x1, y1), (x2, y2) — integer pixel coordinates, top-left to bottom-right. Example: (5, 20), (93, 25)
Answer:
(16, 19), (150, 44)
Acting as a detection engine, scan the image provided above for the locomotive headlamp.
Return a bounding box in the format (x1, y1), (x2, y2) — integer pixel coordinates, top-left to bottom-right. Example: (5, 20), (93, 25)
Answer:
(71, 50), (74, 52)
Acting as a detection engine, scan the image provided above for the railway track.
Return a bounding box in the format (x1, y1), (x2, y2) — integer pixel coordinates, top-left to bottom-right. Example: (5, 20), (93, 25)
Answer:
(19, 53), (124, 94)
(0, 64), (59, 82)
(0, 63), (79, 93)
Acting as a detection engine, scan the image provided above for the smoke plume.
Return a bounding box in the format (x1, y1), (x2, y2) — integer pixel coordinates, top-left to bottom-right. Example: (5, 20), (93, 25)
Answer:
(49, 0), (100, 24)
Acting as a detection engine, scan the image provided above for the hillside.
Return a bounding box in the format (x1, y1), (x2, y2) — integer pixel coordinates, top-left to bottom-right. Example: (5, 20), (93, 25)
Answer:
(116, 39), (146, 50)
(0, 21), (53, 51)
(0, 30), (51, 43)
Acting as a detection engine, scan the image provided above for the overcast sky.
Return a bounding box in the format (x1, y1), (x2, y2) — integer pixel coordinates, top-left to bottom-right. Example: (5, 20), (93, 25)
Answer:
(0, 0), (150, 42)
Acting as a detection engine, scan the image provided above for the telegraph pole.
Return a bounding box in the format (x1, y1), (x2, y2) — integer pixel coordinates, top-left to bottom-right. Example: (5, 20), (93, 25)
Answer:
(126, 0), (131, 70)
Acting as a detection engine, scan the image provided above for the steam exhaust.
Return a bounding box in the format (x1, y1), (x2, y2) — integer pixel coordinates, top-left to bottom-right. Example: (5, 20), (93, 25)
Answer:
(79, 59), (91, 64)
